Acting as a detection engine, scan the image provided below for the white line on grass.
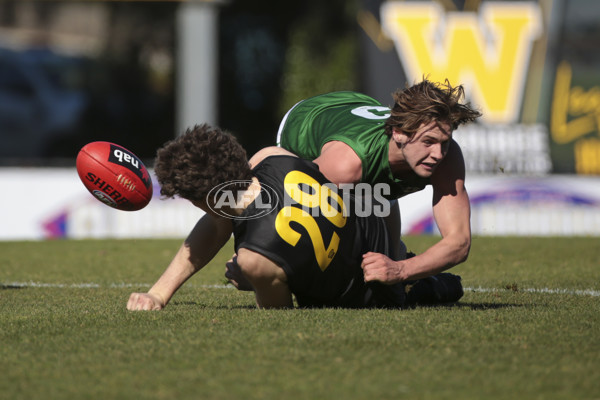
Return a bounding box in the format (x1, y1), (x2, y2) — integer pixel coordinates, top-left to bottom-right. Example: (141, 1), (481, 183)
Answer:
(1, 281), (232, 289)
(2, 281), (600, 297)
(465, 286), (600, 297)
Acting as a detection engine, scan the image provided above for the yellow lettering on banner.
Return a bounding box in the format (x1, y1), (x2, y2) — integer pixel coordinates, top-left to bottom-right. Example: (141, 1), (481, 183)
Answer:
(551, 61), (597, 144)
(575, 138), (600, 175)
(380, 2), (542, 123)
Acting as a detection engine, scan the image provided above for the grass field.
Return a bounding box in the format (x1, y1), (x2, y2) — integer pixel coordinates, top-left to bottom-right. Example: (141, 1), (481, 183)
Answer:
(1, 236), (599, 400)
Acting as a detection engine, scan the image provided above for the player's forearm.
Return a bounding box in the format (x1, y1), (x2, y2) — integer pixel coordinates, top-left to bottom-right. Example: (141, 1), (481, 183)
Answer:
(147, 243), (198, 306)
(148, 214), (233, 306)
(401, 235), (470, 281)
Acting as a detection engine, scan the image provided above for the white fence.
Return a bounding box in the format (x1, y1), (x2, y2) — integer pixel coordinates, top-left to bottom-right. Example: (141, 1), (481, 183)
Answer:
(1, 168), (600, 240)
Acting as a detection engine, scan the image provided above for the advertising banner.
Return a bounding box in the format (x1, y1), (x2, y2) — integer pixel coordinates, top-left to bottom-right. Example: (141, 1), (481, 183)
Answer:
(360, 0), (600, 175)
(1, 169), (599, 239)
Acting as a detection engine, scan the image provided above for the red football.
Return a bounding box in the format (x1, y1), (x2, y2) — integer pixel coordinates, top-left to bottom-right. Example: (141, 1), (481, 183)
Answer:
(76, 141), (153, 211)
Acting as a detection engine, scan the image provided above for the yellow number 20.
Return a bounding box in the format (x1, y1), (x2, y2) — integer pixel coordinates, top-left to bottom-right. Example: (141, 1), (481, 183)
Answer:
(275, 170), (346, 271)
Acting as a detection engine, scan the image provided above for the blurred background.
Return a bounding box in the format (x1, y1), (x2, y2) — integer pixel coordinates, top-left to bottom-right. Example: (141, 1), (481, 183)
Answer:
(1, 0), (600, 240)
(0, 0), (364, 164)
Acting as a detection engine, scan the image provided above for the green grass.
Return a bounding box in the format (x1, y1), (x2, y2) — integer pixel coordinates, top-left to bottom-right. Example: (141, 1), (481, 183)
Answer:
(1, 237), (599, 400)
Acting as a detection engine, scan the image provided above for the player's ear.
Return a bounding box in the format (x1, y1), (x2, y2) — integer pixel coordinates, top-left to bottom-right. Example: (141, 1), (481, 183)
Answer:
(391, 127), (408, 147)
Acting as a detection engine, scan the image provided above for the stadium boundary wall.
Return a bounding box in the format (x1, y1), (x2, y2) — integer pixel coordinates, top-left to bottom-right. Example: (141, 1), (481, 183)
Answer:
(1, 168), (600, 240)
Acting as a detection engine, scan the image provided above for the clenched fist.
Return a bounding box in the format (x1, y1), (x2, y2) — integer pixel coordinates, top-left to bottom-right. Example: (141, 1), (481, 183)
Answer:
(361, 252), (404, 284)
(127, 292), (165, 311)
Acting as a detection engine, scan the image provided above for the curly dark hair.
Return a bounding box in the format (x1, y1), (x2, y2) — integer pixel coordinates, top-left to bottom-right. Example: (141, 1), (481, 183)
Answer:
(384, 79), (482, 137)
(154, 124), (253, 202)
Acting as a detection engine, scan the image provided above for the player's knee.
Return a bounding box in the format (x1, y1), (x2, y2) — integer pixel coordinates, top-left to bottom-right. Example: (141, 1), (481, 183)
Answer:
(236, 249), (287, 288)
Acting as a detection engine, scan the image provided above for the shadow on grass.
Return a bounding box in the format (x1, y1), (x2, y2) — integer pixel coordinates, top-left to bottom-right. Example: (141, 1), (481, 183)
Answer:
(170, 300), (523, 311)
(0, 284), (25, 290)
(171, 301), (257, 310)
(414, 302), (525, 310)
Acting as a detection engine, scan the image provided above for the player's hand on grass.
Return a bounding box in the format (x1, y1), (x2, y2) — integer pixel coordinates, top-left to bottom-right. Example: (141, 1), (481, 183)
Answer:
(225, 255), (254, 291)
(127, 292), (165, 311)
(361, 252), (405, 284)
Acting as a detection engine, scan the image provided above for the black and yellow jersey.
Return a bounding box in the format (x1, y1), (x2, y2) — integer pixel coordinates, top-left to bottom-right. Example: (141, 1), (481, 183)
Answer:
(232, 155), (405, 308)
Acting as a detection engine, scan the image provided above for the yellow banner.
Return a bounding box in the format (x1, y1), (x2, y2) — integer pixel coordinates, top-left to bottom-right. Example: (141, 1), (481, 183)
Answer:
(381, 1), (542, 123)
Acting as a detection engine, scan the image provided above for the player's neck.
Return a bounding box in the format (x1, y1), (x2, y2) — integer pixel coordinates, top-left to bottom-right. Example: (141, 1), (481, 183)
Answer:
(232, 177), (262, 214)
(195, 177), (261, 217)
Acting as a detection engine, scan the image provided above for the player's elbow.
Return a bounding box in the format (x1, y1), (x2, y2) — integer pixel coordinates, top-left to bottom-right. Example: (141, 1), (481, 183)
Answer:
(454, 236), (471, 264)
(444, 232), (470, 266)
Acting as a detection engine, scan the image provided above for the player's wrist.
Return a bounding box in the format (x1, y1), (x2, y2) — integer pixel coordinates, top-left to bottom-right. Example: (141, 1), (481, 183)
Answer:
(147, 290), (168, 307)
(396, 259), (413, 282)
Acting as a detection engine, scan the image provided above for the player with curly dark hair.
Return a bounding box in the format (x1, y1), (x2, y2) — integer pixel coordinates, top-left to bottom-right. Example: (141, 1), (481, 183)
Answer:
(154, 124), (253, 202)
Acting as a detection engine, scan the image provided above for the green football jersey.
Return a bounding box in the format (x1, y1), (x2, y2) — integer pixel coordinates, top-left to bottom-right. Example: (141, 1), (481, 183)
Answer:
(277, 91), (429, 199)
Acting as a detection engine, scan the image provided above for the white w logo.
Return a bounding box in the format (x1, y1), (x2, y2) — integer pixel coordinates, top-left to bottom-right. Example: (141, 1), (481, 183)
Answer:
(381, 2), (542, 123)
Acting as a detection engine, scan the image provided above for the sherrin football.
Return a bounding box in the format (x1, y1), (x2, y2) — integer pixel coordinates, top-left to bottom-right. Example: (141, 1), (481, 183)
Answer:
(76, 141), (153, 211)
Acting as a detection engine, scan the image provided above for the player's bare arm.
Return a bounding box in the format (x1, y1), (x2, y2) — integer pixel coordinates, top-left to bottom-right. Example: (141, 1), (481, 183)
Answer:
(362, 141), (470, 283)
(313, 141), (363, 184)
(127, 213), (233, 310)
(401, 141), (470, 279)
